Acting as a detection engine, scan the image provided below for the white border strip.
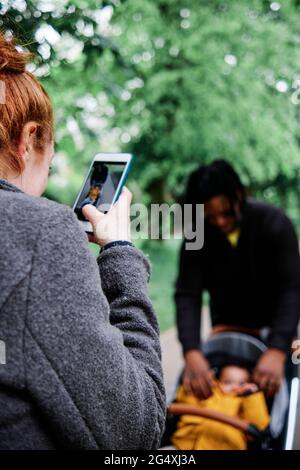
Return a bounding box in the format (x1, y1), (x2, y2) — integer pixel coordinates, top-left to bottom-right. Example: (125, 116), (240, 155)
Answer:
(285, 377), (300, 450)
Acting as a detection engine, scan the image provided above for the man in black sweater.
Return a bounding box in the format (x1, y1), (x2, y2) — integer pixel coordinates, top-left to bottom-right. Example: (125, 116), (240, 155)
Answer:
(175, 160), (300, 399)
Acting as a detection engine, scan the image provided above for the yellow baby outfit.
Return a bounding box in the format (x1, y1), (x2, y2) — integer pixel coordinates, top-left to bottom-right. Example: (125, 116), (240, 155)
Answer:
(171, 384), (270, 450)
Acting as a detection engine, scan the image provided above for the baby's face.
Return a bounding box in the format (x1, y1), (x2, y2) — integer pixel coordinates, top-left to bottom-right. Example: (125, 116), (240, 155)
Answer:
(89, 187), (100, 199)
(219, 366), (250, 394)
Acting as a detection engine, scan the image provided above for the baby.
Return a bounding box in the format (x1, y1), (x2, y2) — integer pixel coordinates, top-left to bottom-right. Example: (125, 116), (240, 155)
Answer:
(171, 364), (270, 450)
(80, 186), (101, 208)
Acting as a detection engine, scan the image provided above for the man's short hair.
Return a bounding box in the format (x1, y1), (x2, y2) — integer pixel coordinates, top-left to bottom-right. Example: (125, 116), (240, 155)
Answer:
(185, 159), (246, 207)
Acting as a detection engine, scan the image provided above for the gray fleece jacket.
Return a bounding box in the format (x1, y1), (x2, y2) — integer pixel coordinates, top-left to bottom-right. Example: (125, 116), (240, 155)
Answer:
(0, 179), (166, 450)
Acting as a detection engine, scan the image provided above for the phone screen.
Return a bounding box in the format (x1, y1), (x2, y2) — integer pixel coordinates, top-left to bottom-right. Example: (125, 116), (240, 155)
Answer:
(74, 161), (126, 221)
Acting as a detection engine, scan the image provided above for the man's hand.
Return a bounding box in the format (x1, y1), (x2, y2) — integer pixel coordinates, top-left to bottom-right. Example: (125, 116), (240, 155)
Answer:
(183, 350), (214, 400)
(253, 348), (286, 397)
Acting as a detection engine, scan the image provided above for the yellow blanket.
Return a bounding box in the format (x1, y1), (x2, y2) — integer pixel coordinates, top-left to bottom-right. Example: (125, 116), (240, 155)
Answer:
(171, 385), (270, 450)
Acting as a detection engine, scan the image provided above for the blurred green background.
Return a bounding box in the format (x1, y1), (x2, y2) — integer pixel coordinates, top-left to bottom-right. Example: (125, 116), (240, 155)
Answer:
(2, 0), (300, 332)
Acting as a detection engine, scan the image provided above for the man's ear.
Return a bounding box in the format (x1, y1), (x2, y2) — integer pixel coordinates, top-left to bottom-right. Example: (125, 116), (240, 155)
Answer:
(17, 121), (38, 164)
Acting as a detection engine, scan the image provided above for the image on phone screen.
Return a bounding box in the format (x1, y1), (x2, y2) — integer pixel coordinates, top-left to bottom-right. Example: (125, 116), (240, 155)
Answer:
(74, 161), (126, 221)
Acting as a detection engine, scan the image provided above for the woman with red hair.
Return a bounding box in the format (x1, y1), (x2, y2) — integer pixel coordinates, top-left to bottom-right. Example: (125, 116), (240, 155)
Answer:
(0, 32), (165, 450)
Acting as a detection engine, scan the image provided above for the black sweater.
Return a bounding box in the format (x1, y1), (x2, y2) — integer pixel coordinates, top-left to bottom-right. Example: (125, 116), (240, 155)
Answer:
(175, 199), (300, 354)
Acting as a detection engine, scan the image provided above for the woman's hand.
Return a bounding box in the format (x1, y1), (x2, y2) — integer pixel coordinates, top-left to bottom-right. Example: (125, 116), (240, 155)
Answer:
(253, 348), (286, 397)
(82, 187), (132, 247)
(183, 350), (214, 400)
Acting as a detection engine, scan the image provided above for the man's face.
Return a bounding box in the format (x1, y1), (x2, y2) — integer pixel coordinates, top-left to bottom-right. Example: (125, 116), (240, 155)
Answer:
(204, 195), (241, 235)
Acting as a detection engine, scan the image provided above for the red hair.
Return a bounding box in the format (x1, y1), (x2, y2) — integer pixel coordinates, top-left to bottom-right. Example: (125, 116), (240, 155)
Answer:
(0, 32), (54, 177)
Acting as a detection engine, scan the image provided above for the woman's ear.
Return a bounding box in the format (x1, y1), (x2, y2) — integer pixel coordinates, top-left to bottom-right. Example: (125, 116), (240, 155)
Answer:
(17, 121), (38, 164)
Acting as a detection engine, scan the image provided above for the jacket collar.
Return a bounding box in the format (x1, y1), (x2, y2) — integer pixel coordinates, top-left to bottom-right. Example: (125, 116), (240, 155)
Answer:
(0, 179), (24, 194)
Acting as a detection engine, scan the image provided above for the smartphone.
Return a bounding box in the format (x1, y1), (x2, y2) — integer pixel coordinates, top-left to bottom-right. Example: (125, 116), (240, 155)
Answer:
(73, 153), (133, 233)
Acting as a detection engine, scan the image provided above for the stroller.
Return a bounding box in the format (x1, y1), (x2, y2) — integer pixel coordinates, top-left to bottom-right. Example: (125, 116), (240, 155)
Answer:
(161, 332), (300, 450)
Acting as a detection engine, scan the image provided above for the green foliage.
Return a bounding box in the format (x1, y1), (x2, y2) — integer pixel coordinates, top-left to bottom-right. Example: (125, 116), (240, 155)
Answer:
(2, 0), (300, 227)
(137, 238), (180, 332)
(111, 0), (300, 201)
